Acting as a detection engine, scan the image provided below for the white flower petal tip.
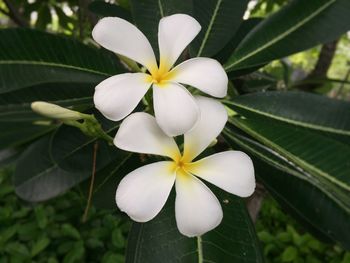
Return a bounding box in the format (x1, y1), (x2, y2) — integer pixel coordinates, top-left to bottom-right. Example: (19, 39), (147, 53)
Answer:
(158, 14), (201, 70)
(116, 161), (176, 222)
(153, 83), (200, 137)
(114, 112), (180, 159)
(172, 58), (228, 98)
(93, 73), (151, 121)
(183, 96), (228, 161)
(189, 151), (256, 198)
(175, 172), (223, 237)
(92, 17), (157, 71)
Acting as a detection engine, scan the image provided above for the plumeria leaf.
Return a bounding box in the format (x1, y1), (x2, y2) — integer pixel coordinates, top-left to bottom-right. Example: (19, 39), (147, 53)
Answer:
(49, 113), (118, 173)
(14, 135), (87, 202)
(0, 29), (122, 94)
(126, 188), (263, 262)
(190, 0), (248, 57)
(225, 91), (350, 136)
(224, 0), (350, 71)
(228, 116), (350, 193)
(0, 122), (56, 150)
(129, 0), (193, 56)
(0, 83), (93, 122)
(224, 129), (350, 249)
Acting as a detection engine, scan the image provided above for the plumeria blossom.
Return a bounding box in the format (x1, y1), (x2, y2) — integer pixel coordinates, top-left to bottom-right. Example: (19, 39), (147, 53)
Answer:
(92, 14), (228, 136)
(114, 96), (255, 237)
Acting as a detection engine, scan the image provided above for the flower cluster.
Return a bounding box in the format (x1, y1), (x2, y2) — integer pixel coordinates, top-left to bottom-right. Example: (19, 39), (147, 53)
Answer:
(92, 14), (255, 237)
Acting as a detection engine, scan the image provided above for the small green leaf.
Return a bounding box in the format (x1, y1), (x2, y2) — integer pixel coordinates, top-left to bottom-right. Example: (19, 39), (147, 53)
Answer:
(111, 229), (125, 249)
(281, 246), (298, 262)
(31, 236), (51, 257)
(61, 224), (81, 240)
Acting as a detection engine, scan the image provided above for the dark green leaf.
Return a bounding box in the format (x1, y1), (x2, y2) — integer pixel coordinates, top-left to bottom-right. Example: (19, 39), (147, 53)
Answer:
(0, 122), (55, 150)
(0, 29), (122, 93)
(31, 236), (50, 257)
(225, 91), (350, 136)
(229, 116), (350, 192)
(14, 135), (87, 202)
(36, 4), (52, 30)
(130, 0), (193, 55)
(223, 127), (350, 249)
(126, 189), (263, 262)
(225, 0), (350, 71)
(190, 0), (248, 57)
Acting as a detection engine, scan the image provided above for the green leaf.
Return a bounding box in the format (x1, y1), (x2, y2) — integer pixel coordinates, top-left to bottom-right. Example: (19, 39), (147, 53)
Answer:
(225, 91), (350, 136)
(130, 0), (193, 55)
(14, 135), (87, 202)
(36, 4), (52, 30)
(62, 224), (81, 240)
(0, 121), (55, 150)
(0, 29), (122, 93)
(229, 116), (350, 192)
(224, 0), (350, 71)
(89, 1), (132, 21)
(31, 236), (50, 257)
(223, 128), (350, 249)
(0, 83), (93, 122)
(126, 189), (263, 262)
(282, 246), (298, 262)
(49, 115), (118, 173)
(215, 17), (262, 64)
(190, 0), (248, 57)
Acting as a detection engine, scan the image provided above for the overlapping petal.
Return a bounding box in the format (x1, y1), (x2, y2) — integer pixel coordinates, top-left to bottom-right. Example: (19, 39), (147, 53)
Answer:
(175, 170), (223, 237)
(188, 151), (256, 197)
(153, 82), (199, 137)
(92, 17), (157, 73)
(158, 14), (201, 72)
(94, 73), (151, 121)
(116, 161), (176, 222)
(114, 112), (180, 159)
(171, 58), (228, 98)
(183, 96), (228, 162)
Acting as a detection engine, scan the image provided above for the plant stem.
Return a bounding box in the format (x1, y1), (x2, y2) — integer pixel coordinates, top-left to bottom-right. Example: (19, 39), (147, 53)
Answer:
(82, 141), (98, 223)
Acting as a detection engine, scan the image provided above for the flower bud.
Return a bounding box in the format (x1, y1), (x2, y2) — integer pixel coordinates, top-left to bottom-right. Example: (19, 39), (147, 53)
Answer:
(31, 101), (83, 121)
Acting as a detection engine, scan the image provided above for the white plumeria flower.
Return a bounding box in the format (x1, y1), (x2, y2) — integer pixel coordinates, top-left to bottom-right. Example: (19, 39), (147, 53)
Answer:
(114, 96), (255, 237)
(92, 14), (228, 136)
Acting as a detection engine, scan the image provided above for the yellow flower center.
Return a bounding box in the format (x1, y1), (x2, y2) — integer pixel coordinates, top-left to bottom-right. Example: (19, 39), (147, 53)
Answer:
(146, 59), (177, 86)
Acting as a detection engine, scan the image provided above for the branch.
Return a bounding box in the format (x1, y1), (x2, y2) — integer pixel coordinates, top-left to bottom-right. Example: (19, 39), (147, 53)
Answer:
(3, 0), (29, 27)
(299, 39), (339, 91)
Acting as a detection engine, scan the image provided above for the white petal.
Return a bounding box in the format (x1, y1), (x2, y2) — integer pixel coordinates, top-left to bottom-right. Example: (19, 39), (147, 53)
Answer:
(153, 83), (199, 137)
(175, 170), (222, 237)
(188, 151), (256, 197)
(171, 58), (228, 98)
(94, 73), (151, 121)
(183, 96), (228, 162)
(158, 14), (201, 71)
(116, 161), (176, 222)
(92, 17), (157, 73)
(114, 112), (180, 159)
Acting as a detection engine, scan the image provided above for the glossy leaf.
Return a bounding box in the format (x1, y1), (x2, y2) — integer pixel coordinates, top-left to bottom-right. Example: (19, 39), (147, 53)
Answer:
(49, 113), (118, 173)
(225, 91), (350, 136)
(190, 0), (248, 57)
(0, 122), (55, 150)
(14, 135), (87, 202)
(224, 129), (350, 249)
(0, 83), (93, 122)
(228, 116), (350, 192)
(130, 0), (193, 55)
(126, 187), (263, 263)
(0, 28), (122, 93)
(225, 0), (350, 71)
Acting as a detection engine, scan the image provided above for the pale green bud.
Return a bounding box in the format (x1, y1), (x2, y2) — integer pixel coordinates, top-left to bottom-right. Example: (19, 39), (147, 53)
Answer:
(31, 101), (83, 121)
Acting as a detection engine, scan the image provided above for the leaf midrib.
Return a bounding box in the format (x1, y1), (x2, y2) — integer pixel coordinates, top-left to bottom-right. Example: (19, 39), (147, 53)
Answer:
(225, 101), (350, 136)
(197, 0), (223, 57)
(0, 60), (111, 77)
(224, 0), (336, 70)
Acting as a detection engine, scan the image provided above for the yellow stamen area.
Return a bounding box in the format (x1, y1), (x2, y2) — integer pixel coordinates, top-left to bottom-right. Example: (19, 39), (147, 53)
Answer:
(146, 59), (177, 87)
(168, 153), (194, 180)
